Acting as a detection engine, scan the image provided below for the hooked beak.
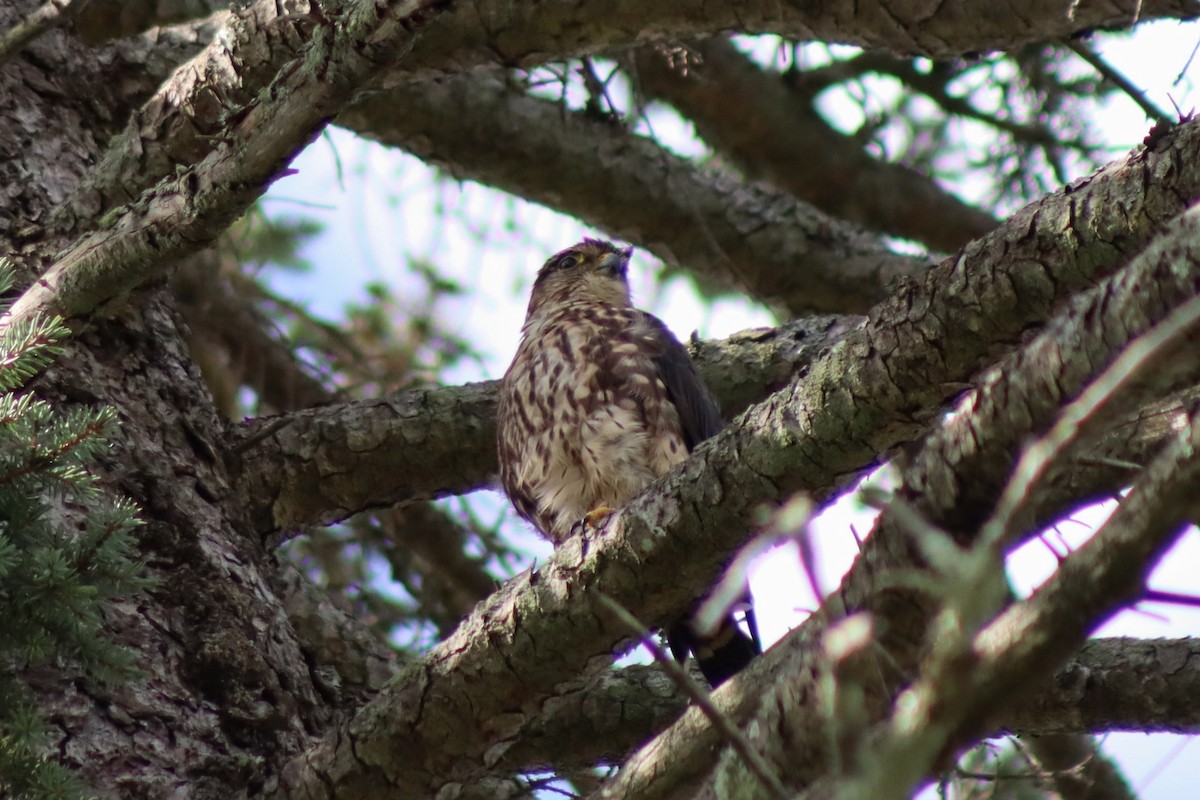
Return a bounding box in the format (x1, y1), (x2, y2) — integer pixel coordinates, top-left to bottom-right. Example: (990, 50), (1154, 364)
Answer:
(598, 246), (632, 278)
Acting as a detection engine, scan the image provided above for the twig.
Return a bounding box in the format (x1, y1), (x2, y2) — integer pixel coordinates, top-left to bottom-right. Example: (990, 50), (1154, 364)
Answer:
(231, 415), (294, 454)
(0, 0), (87, 66)
(1173, 37), (1200, 87)
(578, 57), (621, 121)
(1142, 588), (1200, 608)
(593, 593), (789, 800)
(1066, 40), (1173, 126)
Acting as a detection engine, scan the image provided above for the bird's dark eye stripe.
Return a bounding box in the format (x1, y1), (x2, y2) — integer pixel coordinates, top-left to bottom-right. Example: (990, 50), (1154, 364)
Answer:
(555, 254), (579, 271)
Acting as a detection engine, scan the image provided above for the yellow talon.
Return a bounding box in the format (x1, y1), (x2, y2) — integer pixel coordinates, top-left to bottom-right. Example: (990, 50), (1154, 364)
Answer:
(582, 505), (615, 528)
(569, 505), (616, 537)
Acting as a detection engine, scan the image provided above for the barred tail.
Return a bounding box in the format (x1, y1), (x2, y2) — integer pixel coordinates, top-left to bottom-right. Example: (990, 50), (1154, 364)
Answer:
(667, 604), (761, 687)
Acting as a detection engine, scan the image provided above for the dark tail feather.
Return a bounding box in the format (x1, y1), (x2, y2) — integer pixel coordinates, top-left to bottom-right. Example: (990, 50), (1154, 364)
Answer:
(668, 604), (761, 687)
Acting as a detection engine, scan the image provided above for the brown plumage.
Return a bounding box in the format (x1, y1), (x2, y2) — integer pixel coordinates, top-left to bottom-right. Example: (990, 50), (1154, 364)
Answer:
(497, 238), (758, 686)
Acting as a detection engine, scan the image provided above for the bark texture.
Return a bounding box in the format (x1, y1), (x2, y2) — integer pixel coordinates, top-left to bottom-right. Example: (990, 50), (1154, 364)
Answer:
(1, 0), (1198, 798)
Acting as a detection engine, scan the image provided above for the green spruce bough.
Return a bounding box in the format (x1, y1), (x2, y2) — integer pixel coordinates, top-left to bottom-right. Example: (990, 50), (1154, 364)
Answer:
(0, 259), (149, 799)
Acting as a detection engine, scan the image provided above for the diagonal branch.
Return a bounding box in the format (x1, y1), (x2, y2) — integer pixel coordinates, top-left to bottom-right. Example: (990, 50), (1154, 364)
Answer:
(498, 637), (1200, 774)
(394, 0), (1200, 81)
(336, 73), (923, 315)
(1067, 39), (1174, 126)
(2, 0), (450, 331)
(627, 37), (998, 252)
(590, 188), (1200, 800)
(894, 208), (1200, 550)
(55, 0), (302, 229)
(795, 407), (1200, 800)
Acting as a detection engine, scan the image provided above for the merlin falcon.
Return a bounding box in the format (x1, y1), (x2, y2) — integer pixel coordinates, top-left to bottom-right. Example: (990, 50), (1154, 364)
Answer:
(497, 238), (759, 686)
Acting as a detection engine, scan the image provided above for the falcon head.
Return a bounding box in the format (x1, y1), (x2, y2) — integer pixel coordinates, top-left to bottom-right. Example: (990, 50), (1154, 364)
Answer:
(526, 238), (634, 317)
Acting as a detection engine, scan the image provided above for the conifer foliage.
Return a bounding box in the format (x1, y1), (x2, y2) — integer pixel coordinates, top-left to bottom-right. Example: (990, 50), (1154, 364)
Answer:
(0, 260), (149, 799)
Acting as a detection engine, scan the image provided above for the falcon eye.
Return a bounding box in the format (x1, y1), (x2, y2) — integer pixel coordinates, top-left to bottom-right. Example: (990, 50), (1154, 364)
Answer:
(554, 254), (579, 271)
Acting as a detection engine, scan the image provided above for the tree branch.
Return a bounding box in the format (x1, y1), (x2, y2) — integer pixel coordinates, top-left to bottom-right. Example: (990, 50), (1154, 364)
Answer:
(394, 0), (1200, 80)
(789, 51), (1094, 155)
(238, 119), (1200, 535)
(781, 407), (1200, 800)
(1006, 637), (1200, 735)
(3, 0), (449, 330)
(262, 132), (1200, 798)
(892, 206), (1200, 551)
(235, 315), (855, 534)
(1067, 39), (1174, 126)
(54, 0), (296, 230)
(627, 37), (998, 252)
(589, 184), (1200, 800)
(495, 637), (1200, 774)
(337, 72), (922, 315)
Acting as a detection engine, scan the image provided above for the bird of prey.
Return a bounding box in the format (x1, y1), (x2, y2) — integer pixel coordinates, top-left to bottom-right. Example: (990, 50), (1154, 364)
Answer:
(497, 238), (759, 686)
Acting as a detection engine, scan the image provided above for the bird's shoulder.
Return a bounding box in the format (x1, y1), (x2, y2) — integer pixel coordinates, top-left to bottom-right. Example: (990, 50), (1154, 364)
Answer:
(630, 312), (724, 447)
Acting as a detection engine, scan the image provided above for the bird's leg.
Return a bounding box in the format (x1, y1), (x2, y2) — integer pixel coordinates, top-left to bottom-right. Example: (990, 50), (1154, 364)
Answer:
(569, 505), (615, 536)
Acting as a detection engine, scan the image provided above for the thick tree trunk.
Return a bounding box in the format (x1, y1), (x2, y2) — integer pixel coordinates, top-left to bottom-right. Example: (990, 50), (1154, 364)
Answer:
(1, 11), (324, 797)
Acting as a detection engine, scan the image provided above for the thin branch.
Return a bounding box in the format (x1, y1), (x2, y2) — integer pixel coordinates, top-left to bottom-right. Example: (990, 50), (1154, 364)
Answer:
(795, 52), (1094, 154)
(1067, 40), (1174, 125)
(594, 595), (789, 800)
(392, 0), (1200, 80)
(1141, 588), (1200, 608)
